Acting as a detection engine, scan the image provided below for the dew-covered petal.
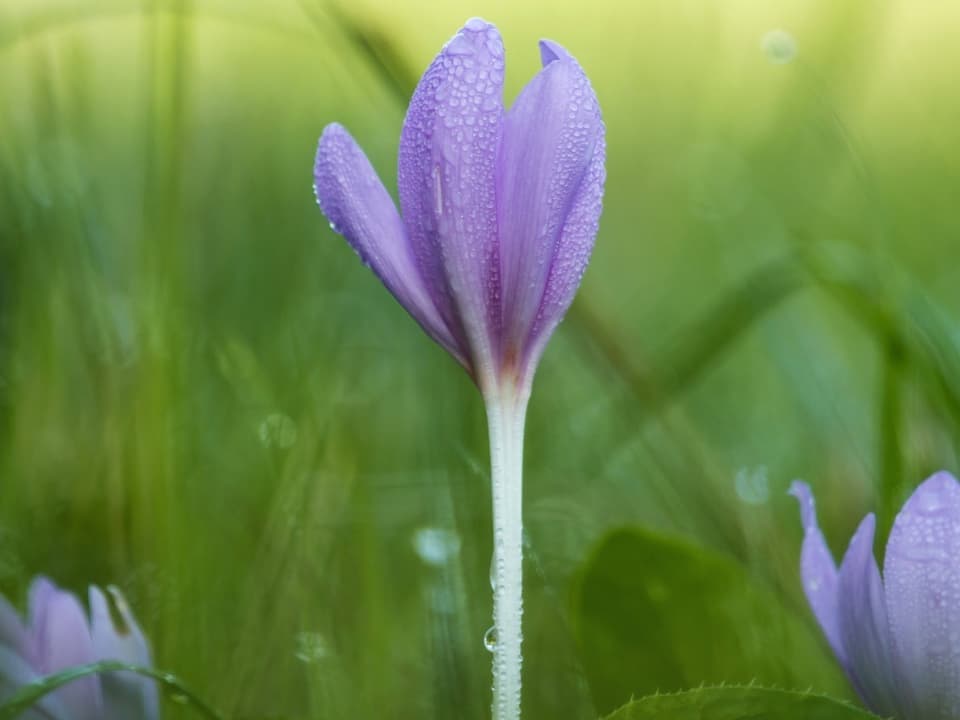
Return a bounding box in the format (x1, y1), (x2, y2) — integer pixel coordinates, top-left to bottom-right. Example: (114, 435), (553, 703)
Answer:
(314, 123), (468, 368)
(884, 471), (960, 720)
(89, 586), (158, 720)
(397, 18), (505, 385)
(835, 513), (900, 716)
(788, 481), (845, 665)
(0, 645), (70, 720)
(28, 578), (102, 720)
(498, 39), (604, 377)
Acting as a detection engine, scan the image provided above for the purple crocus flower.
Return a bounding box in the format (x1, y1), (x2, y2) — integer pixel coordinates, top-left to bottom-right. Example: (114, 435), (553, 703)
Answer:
(791, 472), (960, 720)
(313, 17), (605, 394)
(313, 18), (604, 720)
(0, 576), (158, 720)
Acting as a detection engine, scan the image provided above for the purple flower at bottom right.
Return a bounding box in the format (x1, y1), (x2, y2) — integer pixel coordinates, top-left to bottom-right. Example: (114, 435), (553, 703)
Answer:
(791, 472), (960, 720)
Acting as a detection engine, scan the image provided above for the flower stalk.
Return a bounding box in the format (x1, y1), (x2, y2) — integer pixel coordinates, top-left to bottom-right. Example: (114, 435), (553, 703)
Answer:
(485, 380), (531, 720)
(312, 18), (605, 719)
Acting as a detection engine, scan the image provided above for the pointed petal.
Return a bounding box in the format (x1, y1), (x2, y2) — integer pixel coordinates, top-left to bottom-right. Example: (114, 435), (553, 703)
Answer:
(89, 586), (158, 720)
(397, 18), (505, 383)
(788, 482), (845, 665)
(314, 123), (468, 368)
(538, 39), (567, 65)
(835, 514), (900, 716)
(29, 579), (102, 720)
(498, 40), (604, 377)
(884, 471), (960, 720)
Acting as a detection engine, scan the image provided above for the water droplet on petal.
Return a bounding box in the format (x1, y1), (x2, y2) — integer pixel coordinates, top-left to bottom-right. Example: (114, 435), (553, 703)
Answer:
(432, 165), (444, 216)
(465, 17), (488, 32)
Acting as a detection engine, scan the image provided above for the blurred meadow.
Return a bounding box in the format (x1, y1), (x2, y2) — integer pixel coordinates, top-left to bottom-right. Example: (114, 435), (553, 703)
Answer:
(1, 0), (959, 718)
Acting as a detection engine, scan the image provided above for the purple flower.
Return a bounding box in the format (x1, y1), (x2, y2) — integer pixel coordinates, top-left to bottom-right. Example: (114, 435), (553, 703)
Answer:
(791, 472), (960, 720)
(313, 17), (605, 394)
(0, 576), (158, 720)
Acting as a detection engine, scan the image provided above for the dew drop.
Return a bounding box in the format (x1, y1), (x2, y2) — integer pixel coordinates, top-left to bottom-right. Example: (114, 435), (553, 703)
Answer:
(483, 625), (497, 652)
(762, 29), (797, 64)
(917, 486), (946, 514)
(734, 465), (770, 505)
(295, 631), (329, 663)
(258, 413), (297, 449)
(432, 165), (444, 216)
(465, 17), (488, 32)
(413, 527), (461, 567)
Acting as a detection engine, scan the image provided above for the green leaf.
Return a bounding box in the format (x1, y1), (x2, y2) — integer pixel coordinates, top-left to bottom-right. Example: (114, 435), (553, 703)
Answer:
(602, 686), (883, 720)
(571, 528), (850, 715)
(0, 661), (224, 720)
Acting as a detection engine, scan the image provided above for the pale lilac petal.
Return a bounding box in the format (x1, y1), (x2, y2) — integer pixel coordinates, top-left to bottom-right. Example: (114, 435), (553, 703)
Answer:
(788, 481), (845, 665)
(398, 18), (504, 383)
(884, 471), (960, 720)
(0, 595), (31, 658)
(26, 577), (55, 668)
(314, 123), (468, 368)
(498, 39), (604, 376)
(835, 513), (900, 716)
(0, 646), (69, 720)
(29, 579), (102, 720)
(89, 586), (158, 720)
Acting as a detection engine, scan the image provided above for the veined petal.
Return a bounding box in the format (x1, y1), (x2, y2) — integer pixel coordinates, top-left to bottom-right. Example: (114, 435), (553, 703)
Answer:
(788, 482), (845, 665)
(28, 579), (102, 720)
(835, 514), (900, 716)
(884, 471), (960, 720)
(314, 124), (468, 368)
(398, 18), (505, 385)
(89, 586), (159, 720)
(498, 39), (604, 378)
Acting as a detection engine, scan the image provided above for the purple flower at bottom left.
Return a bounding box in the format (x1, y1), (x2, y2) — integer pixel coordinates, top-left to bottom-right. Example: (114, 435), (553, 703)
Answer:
(0, 576), (158, 720)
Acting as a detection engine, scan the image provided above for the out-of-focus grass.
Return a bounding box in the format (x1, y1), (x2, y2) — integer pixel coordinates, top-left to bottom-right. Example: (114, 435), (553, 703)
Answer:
(0, 1), (958, 718)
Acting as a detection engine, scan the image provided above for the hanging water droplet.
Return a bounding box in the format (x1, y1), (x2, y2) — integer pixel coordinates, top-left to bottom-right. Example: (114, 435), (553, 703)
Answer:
(489, 550), (497, 590)
(483, 625), (497, 652)
(161, 674), (188, 704)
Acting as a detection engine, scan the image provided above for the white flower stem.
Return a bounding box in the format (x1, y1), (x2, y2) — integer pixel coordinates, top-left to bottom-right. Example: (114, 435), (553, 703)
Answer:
(484, 380), (530, 720)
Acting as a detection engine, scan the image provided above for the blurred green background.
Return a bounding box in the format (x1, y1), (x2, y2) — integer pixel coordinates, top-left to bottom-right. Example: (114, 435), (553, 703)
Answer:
(0, 1), (958, 718)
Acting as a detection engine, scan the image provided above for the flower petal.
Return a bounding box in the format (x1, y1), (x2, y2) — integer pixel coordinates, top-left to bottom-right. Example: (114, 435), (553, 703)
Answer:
(0, 595), (30, 657)
(89, 586), (158, 720)
(788, 482), (845, 665)
(397, 18), (505, 384)
(835, 513), (900, 716)
(884, 471), (960, 720)
(498, 40), (604, 377)
(28, 578), (102, 720)
(0, 645), (69, 720)
(314, 123), (468, 368)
